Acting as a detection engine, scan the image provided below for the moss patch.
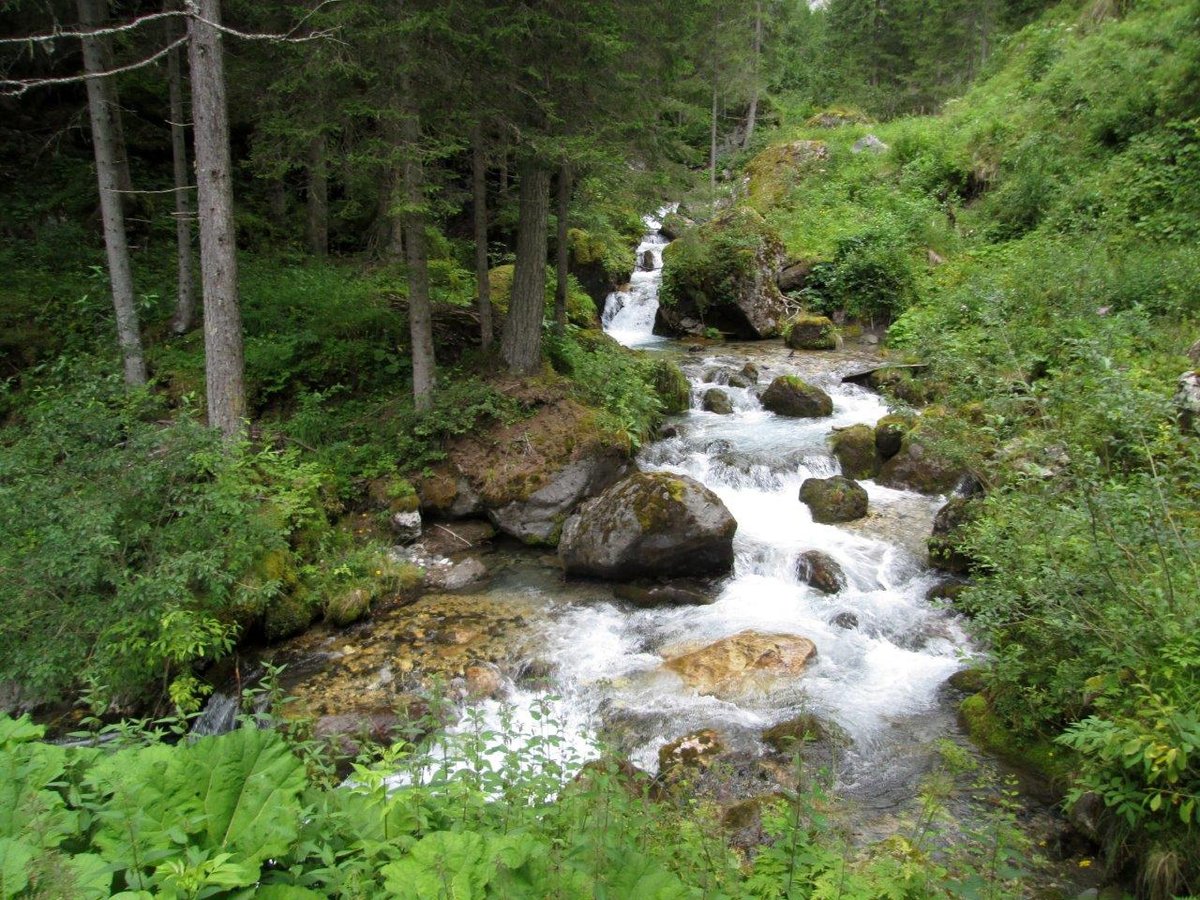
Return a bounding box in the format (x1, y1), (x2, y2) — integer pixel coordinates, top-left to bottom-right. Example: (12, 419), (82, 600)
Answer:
(960, 693), (1069, 782)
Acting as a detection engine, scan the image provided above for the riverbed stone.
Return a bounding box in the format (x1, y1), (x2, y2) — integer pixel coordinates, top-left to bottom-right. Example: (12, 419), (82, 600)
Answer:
(830, 611), (859, 629)
(740, 362), (760, 383)
(703, 388), (734, 415)
(658, 729), (725, 776)
(785, 314), (839, 351)
(799, 476), (868, 523)
(664, 630), (817, 698)
(613, 583), (715, 607)
(874, 413), (914, 461)
(796, 550), (847, 594)
(760, 375), (833, 418)
(559, 472), (737, 580)
(391, 509), (422, 543)
(464, 662), (506, 700)
(761, 714), (849, 753)
(877, 436), (962, 495)
(928, 497), (980, 574)
(831, 424), (881, 479)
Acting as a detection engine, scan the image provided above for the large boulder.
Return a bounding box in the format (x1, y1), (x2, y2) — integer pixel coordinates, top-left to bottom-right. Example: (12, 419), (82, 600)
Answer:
(778, 259), (817, 293)
(760, 376), (833, 418)
(664, 630), (817, 699)
(799, 476), (868, 523)
(745, 141), (830, 208)
(830, 424), (880, 479)
(490, 452), (629, 544)
(796, 550), (847, 594)
(703, 388), (734, 415)
(657, 207), (787, 339)
(559, 472), (737, 580)
(877, 436), (962, 495)
(874, 413), (914, 461)
(785, 315), (839, 351)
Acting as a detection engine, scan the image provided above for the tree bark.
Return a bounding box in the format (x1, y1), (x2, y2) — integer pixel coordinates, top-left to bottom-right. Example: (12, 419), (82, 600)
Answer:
(167, 38), (196, 335)
(306, 133), (328, 257)
(743, 1), (763, 150)
(501, 162), (550, 374)
(188, 0), (246, 438)
(400, 93), (436, 411)
(553, 163), (572, 334)
(78, 0), (147, 386)
(471, 125), (493, 350)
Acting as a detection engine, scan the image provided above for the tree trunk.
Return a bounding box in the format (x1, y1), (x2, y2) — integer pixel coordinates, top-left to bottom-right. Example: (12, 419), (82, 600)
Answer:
(78, 0), (147, 386)
(553, 163), (572, 334)
(188, 0), (246, 439)
(471, 125), (493, 350)
(501, 162), (550, 374)
(400, 92), (436, 411)
(167, 38), (196, 335)
(93, 3), (133, 196)
(743, 1), (763, 150)
(306, 134), (328, 257)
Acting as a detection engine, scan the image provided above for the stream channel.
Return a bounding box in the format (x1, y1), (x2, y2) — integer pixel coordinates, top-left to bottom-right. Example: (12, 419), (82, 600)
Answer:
(234, 209), (1089, 888)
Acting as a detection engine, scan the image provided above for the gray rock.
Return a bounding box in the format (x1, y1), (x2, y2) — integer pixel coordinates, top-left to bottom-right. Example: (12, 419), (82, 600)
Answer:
(1176, 370), (1200, 433)
(703, 388), (734, 415)
(489, 453), (628, 544)
(439, 557), (490, 591)
(851, 134), (889, 154)
(831, 611), (859, 629)
(778, 259), (816, 293)
(390, 509), (422, 543)
(559, 472), (737, 580)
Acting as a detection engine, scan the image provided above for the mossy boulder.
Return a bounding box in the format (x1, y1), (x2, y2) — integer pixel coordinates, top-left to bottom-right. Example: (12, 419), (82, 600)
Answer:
(928, 497), (981, 574)
(325, 585), (372, 628)
(760, 375), (833, 418)
(877, 435), (962, 495)
(657, 207), (787, 339)
(830, 424), (881, 479)
(761, 713), (849, 754)
(488, 263), (597, 327)
(805, 107), (871, 128)
(658, 211), (694, 241)
(703, 388), (734, 415)
(559, 472), (737, 580)
(800, 476), (868, 523)
(796, 550), (847, 594)
(874, 413), (914, 461)
(785, 314), (839, 351)
(651, 359), (691, 414)
(264, 591), (317, 642)
(868, 367), (933, 406)
(745, 141), (830, 209)
(960, 693), (1069, 782)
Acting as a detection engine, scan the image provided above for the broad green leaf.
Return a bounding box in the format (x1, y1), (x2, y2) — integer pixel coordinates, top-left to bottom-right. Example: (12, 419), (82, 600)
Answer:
(0, 715), (44, 748)
(62, 852), (115, 899)
(186, 728), (306, 866)
(0, 838), (33, 899)
(382, 831), (489, 899)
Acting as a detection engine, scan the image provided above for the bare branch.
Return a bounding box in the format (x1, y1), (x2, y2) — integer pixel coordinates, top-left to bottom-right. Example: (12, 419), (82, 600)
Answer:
(0, 11), (182, 46)
(0, 35), (188, 98)
(104, 185), (195, 194)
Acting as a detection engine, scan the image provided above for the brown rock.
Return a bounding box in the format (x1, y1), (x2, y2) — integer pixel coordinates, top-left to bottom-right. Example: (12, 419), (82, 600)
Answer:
(664, 630), (817, 699)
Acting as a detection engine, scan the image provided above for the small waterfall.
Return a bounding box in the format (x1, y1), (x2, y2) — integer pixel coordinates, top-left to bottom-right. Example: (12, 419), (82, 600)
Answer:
(602, 205), (675, 347)
(191, 690), (240, 736)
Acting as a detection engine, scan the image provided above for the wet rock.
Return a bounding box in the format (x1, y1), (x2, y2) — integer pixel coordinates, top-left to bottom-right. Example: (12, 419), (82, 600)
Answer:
(785, 314), (839, 351)
(416, 520), (496, 557)
(1176, 370), (1200, 433)
(740, 362), (760, 383)
(877, 436), (962, 495)
(874, 413), (915, 461)
(326, 586), (372, 627)
(799, 476), (868, 523)
(657, 207), (788, 339)
(760, 375), (833, 418)
(703, 388), (734, 415)
(559, 472), (737, 580)
(659, 424), (680, 439)
(762, 713), (849, 753)
(663, 630), (817, 699)
(830, 611), (859, 629)
(926, 579), (970, 605)
(946, 668), (985, 694)
(489, 452), (628, 545)
(778, 259), (816, 293)
(464, 662), (506, 700)
(704, 439), (735, 455)
(264, 593), (317, 642)
(658, 729), (725, 776)
(391, 509), (422, 543)
(796, 550), (847, 594)
(613, 583), (715, 607)
(727, 373), (752, 389)
(831, 424), (881, 479)
(572, 757), (662, 801)
(314, 708), (399, 755)
(851, 134), (889, 154)
(928, 497), (980, 575)
(640, 249), (656, 270)
(438, 557), (490, 591)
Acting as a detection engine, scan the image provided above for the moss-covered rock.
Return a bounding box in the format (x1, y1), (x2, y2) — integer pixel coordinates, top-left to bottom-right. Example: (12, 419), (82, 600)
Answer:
(658, 212), (694, 241)
(868, 367), (934, 406)
(960, 692), (1069, 782)
(928, 497), (981, 574)
(800, 476), (869, 523)
(658, 207), (787, 339)
(488, 263), (597, 327)
(874, 413), (915, 460)
(877, 434), (962, 495)
(264, 590), (318, 642)
(559, 472), (737, 580)
(831, 424), (881, 479)
(325, 585), (372, 627)
(745, 141), (830, 209)
(761, 713), (849, 753)
(805, 106), (872, 128)
(785, 314), (839, 351)
(651, 359), (691, 414)
(703, 388), (734, 415)
(761, 375), (834, 418)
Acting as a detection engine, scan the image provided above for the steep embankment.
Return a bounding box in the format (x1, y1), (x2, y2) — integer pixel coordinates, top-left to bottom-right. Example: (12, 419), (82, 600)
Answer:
(681, 0), (1200, 889)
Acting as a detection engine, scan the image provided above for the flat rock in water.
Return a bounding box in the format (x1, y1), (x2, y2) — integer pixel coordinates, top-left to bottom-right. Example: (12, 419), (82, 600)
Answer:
(663, 630), (817, 699)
